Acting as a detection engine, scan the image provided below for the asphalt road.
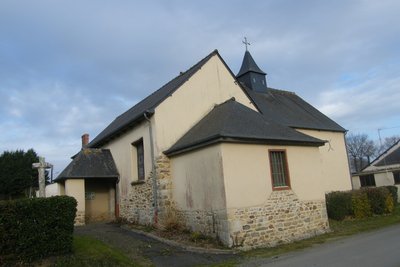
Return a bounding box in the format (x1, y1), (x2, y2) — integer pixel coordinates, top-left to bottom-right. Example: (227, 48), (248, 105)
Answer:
(241, 224), (400, 267)
(75, 222), (238, 267)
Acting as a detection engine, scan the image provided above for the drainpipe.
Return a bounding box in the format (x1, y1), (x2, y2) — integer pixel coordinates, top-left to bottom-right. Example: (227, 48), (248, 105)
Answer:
(144, 111), (158, 224)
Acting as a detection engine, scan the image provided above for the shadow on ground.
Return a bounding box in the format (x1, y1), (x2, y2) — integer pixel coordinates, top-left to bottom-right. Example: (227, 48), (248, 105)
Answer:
(75, 222), (239, 267)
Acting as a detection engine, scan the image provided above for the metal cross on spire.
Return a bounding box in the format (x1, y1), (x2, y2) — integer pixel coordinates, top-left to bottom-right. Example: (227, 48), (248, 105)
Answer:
(242, 37), (250, 51)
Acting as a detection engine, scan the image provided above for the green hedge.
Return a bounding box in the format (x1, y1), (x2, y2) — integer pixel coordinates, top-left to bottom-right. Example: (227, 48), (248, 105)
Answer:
(385, 186), (398, 204)
(0, 196), (77, 263)
(326, 191), (352, 220)
(352, 190), (372, 219)
(326, 186), (397, 221)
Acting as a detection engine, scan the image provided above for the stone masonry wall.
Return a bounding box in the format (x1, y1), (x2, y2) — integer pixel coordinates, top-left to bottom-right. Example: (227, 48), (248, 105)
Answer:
(175, 209), (231, 245)
(226, 190), (329, 249)
(119, 154), (174, 226)
(119, 174), (154, 225)
(74, 211), (85, 226)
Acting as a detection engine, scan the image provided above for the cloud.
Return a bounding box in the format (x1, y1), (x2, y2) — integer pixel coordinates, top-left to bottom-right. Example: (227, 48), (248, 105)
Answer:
(0, 0), (399, 173)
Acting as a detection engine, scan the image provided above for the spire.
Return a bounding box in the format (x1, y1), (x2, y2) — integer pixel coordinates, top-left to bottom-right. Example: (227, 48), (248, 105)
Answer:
(236, 50), (266, 78)
(236, 47), (267, 93)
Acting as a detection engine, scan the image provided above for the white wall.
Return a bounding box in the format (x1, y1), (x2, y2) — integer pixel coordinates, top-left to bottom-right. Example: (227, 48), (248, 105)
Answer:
(170, 144), (226, 211)
(45, 183), (62, 197)
(103, 120), (153, 198)
(154, 54), (256, 154)
(221, 143), (325, 209)
(296, 129), (352, 192)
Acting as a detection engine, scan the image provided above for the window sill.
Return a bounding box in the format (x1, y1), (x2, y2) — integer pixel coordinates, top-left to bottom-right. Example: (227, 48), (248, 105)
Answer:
(131, 180), (145, 186)
(272, 186), (291, 191)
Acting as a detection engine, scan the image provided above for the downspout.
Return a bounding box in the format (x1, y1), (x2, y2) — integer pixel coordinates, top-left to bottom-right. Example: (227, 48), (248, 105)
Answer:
(144, 111), (158, 224)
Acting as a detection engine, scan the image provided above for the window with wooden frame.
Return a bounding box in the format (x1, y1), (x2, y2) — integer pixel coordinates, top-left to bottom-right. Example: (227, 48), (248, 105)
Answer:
(393, 171), (400, 185)
(132, 139), (145, 181)
(359, 174), (375, 187)
(269, 150), (291, 189)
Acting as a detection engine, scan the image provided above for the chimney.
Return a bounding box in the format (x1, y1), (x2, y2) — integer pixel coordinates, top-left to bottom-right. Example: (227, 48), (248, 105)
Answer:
(81, 133), (89, 148)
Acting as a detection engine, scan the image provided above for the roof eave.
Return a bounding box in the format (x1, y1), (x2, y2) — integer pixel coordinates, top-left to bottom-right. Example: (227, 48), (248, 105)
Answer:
(165, 135), (325, 157)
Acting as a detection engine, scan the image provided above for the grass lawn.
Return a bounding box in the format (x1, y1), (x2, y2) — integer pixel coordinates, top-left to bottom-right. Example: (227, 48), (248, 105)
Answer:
(211, 205), (400, 266)
(35, 206), (400, 267)
(39, 236), (141, 267)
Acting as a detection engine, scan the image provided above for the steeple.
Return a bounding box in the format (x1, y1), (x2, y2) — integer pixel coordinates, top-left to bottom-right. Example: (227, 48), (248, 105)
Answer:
(236, 46), (267, 93)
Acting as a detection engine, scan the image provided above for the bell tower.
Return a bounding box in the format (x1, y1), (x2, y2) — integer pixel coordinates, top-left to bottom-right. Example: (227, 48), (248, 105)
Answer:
(236, 38), (267, 93)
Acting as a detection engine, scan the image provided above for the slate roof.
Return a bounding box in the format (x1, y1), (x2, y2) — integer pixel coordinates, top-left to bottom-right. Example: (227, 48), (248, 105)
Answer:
(237, 51), (266, 77)
(164, 98), (325, 156)
(243, 87), (345, 132)
(55, 149), (119, 181)
(89, 50), (220, 148)
(373, 140), (400, 167)
(89, 49), (345, 152)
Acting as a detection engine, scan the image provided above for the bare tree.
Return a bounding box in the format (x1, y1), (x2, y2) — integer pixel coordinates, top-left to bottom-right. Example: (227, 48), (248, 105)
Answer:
(346, 133), (377, 173)
(377, 135), (400, 154)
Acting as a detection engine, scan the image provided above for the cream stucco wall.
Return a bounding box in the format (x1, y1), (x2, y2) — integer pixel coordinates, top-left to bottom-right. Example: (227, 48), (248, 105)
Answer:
(221, 143), (325, 209)
(154, 54), (256, 154)
(65, 179), (85, 225)
(103, 120), (153, 198)
(85, 180), (115, 222)
(171, 144), (226, 211)
(45, 183), (62, 196)
(65, 179), (85, 211)
(296, 129), (352, 192)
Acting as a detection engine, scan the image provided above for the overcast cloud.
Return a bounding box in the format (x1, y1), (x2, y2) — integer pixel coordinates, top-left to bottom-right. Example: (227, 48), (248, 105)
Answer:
(1, 0), (399, 174)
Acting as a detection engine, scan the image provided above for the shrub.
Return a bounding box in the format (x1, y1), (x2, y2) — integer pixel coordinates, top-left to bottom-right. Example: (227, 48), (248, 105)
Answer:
(0, 196), (77, 263)
(326, 191), (352, 220)
(364, 187), (390, 215)
(352, 191), (372, 219)
(384, 186), (398, 204)
(385, 194), (395, 213)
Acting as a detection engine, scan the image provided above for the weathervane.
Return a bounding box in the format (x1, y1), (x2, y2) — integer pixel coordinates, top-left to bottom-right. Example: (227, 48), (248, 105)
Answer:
(242, 37), (250, 51)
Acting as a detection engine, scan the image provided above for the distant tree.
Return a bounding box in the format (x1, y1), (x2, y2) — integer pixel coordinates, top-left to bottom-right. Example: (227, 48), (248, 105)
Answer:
(346, 133), (377, 173)
(0, 149), (45, 199)
(377, 135), (400, 154)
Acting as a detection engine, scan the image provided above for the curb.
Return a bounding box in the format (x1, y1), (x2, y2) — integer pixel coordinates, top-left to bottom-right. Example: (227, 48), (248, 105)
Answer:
(120, 225), (239, 255)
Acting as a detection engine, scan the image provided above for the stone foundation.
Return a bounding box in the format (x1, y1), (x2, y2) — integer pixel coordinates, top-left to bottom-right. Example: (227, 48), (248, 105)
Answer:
(119, 154), (329, 250)
(175, 209), (231, 245)
(74, 211), (85, 226)
(119, 174), (155, 225)
(226, 190), (329, 249)
(119, 154), (173, 226)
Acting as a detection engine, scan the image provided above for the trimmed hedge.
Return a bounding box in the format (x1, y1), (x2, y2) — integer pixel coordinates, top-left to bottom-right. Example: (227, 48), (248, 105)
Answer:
(365, 187), (390, 215)
(385, 186), (398, 204)
(326, 191), (352, 220)
(352, 190), (372, 219)
(0, 196), (77, 263)
(326, 186), (397, 221)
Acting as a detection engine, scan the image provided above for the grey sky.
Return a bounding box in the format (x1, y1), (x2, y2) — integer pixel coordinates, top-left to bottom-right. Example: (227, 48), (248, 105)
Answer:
(1, 0), (399, 174)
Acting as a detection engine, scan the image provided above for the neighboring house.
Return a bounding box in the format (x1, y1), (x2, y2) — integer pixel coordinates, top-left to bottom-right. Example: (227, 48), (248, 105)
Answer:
(352, 140), (400, 199)
(54, 49), (352, 249)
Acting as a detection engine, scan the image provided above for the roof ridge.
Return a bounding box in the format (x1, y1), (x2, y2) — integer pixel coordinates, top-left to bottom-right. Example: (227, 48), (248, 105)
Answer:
(115, 50), (219, 120)
(267, 87), (296, 95)
(89, 49), (220, 147)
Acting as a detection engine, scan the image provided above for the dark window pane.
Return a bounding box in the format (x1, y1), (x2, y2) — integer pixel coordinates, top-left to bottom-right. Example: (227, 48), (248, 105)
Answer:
(360, 174), (375, 187)
(135, 140), (145, 181)
(394, 171), (400, 184)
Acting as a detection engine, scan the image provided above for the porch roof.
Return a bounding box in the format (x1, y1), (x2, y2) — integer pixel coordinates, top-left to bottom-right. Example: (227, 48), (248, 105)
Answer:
(55, 148), (119, 181)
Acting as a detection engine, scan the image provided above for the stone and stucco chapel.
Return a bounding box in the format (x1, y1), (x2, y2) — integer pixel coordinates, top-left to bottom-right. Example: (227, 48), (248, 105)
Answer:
(53, 49), (352, 249)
